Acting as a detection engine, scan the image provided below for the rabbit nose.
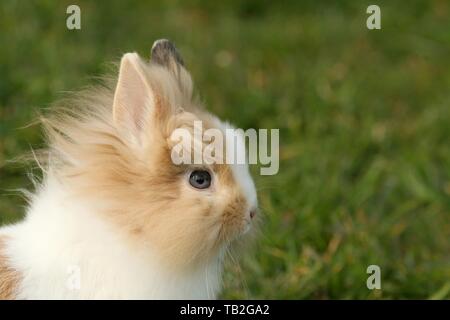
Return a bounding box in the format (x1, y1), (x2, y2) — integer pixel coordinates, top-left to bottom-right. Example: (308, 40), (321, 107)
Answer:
(249, 209), (257, 219)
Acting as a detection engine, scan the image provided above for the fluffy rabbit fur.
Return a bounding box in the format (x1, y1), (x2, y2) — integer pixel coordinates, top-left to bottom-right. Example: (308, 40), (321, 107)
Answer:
(0, 40), (258, 299)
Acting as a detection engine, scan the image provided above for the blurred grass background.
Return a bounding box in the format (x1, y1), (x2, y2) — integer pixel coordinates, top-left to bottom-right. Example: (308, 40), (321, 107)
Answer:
(0, 0), (449, 299)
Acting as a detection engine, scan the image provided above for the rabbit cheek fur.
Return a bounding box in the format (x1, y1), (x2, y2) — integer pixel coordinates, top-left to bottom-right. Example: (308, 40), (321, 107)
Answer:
(0, 40), (258, 299)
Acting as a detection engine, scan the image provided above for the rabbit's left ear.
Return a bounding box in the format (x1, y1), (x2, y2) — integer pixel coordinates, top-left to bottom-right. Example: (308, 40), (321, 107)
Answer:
(113, 52), (157, 140)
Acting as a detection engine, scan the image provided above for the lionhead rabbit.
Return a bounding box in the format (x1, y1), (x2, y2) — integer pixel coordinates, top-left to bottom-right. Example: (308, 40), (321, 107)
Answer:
(0, 39), (258, 299)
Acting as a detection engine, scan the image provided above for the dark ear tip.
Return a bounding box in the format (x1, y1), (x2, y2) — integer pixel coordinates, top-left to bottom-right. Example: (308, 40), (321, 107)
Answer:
(151, 39), (184, 66)
(151, 39), (172, 51)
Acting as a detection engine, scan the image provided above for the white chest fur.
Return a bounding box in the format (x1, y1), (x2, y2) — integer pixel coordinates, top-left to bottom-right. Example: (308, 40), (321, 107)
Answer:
(1, 178), (222, 299)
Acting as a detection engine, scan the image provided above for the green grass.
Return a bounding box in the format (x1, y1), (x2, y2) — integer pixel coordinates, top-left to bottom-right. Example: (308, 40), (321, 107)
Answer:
(1, 0), (449, 299)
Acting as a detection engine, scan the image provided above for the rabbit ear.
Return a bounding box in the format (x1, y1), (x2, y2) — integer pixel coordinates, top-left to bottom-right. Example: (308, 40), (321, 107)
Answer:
(151, 39), (185, 68)
(113, 53), (156, 140)
(150, 39), (193, 99)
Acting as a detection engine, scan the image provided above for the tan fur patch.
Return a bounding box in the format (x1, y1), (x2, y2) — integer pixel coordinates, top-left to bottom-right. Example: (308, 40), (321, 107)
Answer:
(0, 236), (20, 300)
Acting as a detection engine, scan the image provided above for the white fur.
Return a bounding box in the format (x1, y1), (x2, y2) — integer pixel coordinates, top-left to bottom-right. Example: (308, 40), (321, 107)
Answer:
(0, 120), (258, 300)
(0, 48), (259, 299)
(1, 176), (224, 299)
(221, 121), (258, 213)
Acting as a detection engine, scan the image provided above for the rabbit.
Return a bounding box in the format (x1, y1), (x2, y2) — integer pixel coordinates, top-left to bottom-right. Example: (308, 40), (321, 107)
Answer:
(0, 39), (258, 299)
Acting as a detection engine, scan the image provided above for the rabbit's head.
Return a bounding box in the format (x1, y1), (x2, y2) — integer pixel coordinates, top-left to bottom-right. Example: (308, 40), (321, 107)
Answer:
(48, 40), (258, 268)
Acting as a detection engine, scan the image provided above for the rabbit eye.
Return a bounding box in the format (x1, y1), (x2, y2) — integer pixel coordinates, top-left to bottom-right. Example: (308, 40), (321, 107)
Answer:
(189, 170), (211, 189)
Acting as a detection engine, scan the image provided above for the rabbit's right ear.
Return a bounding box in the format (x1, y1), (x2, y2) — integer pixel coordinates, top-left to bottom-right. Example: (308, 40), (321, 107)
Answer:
(151, 39), (185, 68)
(113, 53), (158, 141)
(150, 39), (193, 99)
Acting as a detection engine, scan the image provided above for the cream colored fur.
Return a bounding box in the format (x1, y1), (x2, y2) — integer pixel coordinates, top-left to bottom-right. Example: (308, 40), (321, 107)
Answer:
(0, 42), (257, 299)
